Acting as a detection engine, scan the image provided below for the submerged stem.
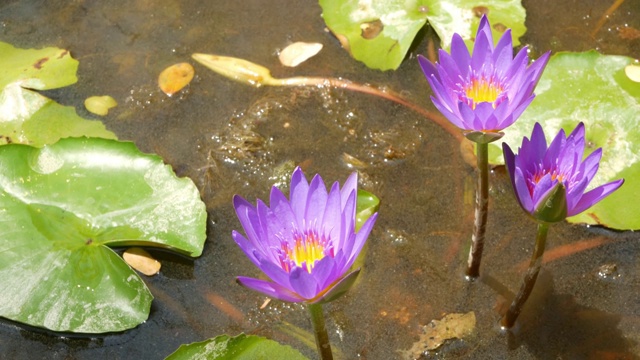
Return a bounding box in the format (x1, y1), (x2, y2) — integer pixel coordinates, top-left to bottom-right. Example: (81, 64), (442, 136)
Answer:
(466, 142), (489, 278)
(308, 303), (333, 360)
(191, 53), (463, 142)
(502, 222), (549, 328)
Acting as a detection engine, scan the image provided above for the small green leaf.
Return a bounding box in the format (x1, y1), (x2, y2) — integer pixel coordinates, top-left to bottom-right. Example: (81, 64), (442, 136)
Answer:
(490, 51), (640, 230)
(0, 138), (207, 333)
(356, 189), (380, 231)
(319, 0), (525, 70)
(165, 334), (309, 360)
(0, 41), (116, 146)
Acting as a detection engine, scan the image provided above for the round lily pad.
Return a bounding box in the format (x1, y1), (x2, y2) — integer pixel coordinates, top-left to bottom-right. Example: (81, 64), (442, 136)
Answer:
(0, 137), (207, 333)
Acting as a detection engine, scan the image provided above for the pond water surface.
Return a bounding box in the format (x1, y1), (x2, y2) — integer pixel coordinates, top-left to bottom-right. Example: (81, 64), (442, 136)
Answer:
(1, 0), (640, 359)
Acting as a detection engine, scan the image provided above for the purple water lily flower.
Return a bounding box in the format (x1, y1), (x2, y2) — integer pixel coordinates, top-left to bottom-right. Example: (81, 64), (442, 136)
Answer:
(232, 167), (378, 304)
(418, 15), (550, 142)
(503, 122), (624, 222)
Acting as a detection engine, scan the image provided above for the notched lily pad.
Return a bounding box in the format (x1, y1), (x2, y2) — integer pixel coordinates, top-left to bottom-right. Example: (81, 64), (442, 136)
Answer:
(319, 0), (525, 70)
(489, 51), (640, 230)
(165, 333), (309, 360)
(425, 0), (526, 51)
(0, 137), (207, 333)
(0, 41), (116, 146)
(320, 0), (431, 70)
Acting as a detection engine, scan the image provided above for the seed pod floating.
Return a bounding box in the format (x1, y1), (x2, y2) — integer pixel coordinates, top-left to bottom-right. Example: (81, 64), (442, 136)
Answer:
(158, 62), (195, 96)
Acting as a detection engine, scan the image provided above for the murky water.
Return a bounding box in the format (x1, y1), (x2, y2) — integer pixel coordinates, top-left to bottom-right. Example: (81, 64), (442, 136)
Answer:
(1, 0), (640, 359)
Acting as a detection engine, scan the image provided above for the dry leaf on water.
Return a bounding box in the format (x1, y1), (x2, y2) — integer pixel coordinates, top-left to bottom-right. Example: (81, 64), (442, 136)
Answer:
(403, 311), (476, 358)
(123, 247), (161, 276)
(158, 62), (195, 96)
(278, 42), (323, 67)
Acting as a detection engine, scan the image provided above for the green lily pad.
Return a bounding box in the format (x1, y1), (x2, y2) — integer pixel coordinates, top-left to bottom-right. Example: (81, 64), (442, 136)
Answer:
(165, 334), (309, 360)
(319, 0), (525, 70)
(0, 41), (116, 146)
(489, 51), (640, 230)
(425, 0), (525, 51)
(356, 189), (380, 231)
(0, 137), (207, 333)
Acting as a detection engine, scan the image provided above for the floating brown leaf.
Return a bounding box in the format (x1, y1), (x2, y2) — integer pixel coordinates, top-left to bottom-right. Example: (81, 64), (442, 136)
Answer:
(123, 247), (161, 276)
(158, 62), (194, 96)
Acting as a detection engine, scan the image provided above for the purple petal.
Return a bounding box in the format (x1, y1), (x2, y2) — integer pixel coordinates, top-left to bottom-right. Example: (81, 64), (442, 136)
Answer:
(255, 200), (285, 261)
(290, 167), (309, 225)
(470, 30), (492, 72)
(528, 123), (549, 165)
(531, 173), (555, 208)
(449, 34), (471, 77)
(311, 268), (361, 304)
(232, 231), (261, 268)
(432, 97), (466, 129)
(237, 277), (302, 303)
(323, 181), (343, 242)
(492, 29), (513, 72)
(340, 172), (358, 208)
(345, 212), (377, 267)
(513, 167), (534, 213)
(339, 190), (357, 251)
(311, 255), (339, 290)
(475, 15), (493, 51)
(457, 102), (478, 130)
(270, 185), (298, 235)
(527, 51), (551, 84)
(473, 102), (495, 125)
(569, 179), (624, 216)
(289, 267), (320, 300)
(258, 259), (293, 290)
(233, 195), (264, 247)
(418, 55), (439, 81)
(305, 174), (328, 226)
(580, 148), (603, 181)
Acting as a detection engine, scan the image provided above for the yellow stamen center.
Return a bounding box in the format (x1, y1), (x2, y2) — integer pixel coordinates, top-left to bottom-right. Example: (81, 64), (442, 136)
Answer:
(465, 78), (503, 109)
(532, 170), (565, 186)
(284, 233), (326, 273)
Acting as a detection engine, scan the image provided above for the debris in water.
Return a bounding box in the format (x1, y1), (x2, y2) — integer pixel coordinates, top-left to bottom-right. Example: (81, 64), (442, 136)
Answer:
(278, 42), (323, 67)
(403, 311), (476, 358)
(123, 247), (161, 276)
(84, 95), (117, 116)
(158, 62), (195, 96)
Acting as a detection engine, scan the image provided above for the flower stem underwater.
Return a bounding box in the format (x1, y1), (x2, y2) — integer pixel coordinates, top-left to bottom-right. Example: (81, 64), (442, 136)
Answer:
(502, 222), (549, 328)
(466, 142), (489, 278)
(308, 303), (333, 360)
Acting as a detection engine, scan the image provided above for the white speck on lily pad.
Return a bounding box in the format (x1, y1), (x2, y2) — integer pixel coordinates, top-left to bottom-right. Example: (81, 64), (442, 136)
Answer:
(625, 64), (640, 82)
